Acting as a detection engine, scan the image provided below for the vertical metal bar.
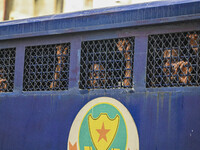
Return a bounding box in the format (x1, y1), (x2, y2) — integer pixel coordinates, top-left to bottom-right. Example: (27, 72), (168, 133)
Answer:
(170, 35), (172, 86)
(197, 39), (199, 86)
(14, 43), (25, 92)
(106, 40), (108, 89)
(178, 33), (181, 84)
(197, 34), (199, 86)
(68, 36), (81, 90)
(186, 32), (189, 85)
(99, 40), (103, 88)
(134, 36), (148, 91)
(161, 34), (164, 86)
(86, 42), (89, 89)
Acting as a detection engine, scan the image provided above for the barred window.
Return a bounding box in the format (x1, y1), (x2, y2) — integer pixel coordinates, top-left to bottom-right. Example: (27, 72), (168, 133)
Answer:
(23, 43), (70, 91)
(79, 37), (134, 89)
(147, 31), (200, 88)
(0, 48), (16, 92)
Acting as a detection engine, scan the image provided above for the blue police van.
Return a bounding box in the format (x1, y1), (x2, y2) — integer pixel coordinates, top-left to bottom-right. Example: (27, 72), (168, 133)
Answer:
(0, 0), (200, 150)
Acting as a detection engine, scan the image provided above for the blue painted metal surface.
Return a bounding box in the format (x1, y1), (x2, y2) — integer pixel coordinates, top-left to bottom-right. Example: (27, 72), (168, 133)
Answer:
(0, 0), (200, 150)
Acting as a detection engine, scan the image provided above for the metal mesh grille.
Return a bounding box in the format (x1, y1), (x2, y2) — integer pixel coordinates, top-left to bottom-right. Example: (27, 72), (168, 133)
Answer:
(80, 37), (134, 89)
(147, 31), (200, 88)
(0, 48), (16, 92)
(23, 43), (70, 91)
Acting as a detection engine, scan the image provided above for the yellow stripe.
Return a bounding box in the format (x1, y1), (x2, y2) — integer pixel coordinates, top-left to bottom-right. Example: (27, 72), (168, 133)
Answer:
(84, 146), (93, 150)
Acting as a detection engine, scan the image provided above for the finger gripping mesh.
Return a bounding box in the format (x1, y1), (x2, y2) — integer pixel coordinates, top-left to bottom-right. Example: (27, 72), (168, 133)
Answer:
(147, 31), (200, 88)
(23, 43), (70, 91)
(79, 37), (134, 89)
(0, 48), (16, 92)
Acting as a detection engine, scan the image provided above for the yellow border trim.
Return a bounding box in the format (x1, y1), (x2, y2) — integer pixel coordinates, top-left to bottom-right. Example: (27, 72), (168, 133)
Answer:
(88, 113), (120, 150)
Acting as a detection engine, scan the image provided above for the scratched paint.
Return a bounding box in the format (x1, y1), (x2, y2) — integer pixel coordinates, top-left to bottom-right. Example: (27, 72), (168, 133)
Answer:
(168, 92), (172, 132)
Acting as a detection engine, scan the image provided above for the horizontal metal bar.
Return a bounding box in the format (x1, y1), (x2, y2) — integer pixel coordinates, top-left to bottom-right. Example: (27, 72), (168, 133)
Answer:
(0, 0), (200, 40)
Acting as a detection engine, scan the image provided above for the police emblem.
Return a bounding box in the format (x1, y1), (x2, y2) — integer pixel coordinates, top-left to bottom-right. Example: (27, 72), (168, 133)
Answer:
(68, 97), (139, 150)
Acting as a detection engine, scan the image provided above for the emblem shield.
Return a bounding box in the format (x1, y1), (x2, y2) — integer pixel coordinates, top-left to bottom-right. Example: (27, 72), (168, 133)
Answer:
(88, 113), (119, 150)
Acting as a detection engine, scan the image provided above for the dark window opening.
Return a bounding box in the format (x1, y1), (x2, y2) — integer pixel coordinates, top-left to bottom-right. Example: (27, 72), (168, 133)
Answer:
(0, 48), (16, 92)
(23, 43), (70, 91)
(147, 31), (200, 88)
(80, 37), (135, 89)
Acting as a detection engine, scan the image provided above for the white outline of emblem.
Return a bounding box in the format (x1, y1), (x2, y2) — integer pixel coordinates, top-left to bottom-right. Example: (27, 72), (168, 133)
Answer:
(67, 97), (139, 150)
